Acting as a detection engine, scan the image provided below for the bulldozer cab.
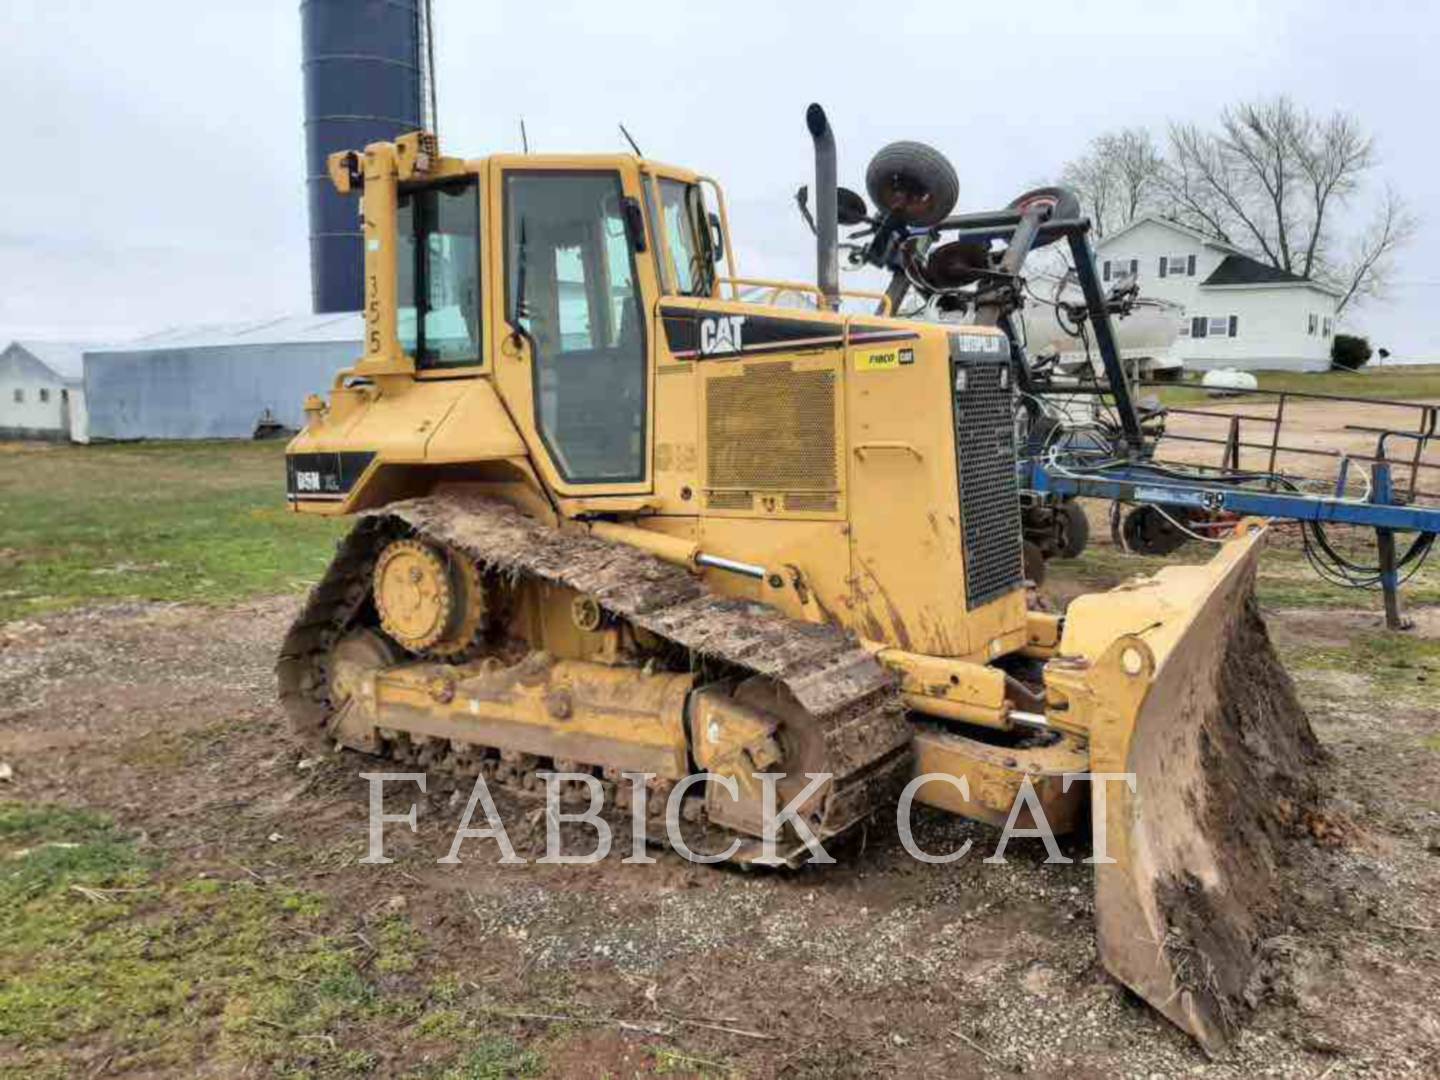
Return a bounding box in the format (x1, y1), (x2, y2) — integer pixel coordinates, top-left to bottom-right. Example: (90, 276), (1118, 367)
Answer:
(375, 150), (709, 491)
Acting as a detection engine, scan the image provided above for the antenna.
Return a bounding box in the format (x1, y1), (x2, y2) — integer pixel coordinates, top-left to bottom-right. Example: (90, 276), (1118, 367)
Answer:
(519, 118), (529, 153)
(618, 123), (643, 157)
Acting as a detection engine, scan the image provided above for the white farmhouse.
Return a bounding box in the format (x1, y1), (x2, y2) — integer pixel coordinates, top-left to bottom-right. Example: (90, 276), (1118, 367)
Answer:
(0, 341), (91, 441)
(1096, 216), (1341, 372)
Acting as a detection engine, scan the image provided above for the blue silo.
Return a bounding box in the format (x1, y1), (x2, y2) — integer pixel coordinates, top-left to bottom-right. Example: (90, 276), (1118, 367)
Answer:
(300, 0), (432, 313)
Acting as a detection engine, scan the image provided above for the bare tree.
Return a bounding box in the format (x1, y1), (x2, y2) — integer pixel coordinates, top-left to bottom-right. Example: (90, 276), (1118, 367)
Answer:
(1161, 119), (1274, 257)
(1061, 146), (1115, 237)
(1101, 128), (1164, 227)
(1060, 127), (1162, 237)
(1334, 187), (1418, 312)
(1157, 96), (1412, 311)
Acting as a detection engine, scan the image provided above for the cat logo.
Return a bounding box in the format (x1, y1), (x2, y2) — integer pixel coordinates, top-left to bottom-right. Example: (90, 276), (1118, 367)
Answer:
(699, 315), (746, 356)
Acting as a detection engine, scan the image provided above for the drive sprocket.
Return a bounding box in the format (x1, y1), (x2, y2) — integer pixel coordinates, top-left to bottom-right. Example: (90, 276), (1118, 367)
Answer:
(372, 537), (486, 658)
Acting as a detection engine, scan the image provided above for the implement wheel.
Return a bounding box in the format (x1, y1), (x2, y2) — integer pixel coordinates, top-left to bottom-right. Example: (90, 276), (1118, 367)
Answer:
(1058, 499), (1090, 559)
(866, 141), (959, 227)
(1121, 505), (1189, 557)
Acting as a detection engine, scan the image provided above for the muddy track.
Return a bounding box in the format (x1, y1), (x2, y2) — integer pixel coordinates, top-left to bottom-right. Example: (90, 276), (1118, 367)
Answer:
(278, 493), (914, 847)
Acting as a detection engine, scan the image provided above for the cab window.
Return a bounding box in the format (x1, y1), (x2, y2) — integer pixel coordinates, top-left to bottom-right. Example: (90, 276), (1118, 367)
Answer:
(505, 171), (647, 484)
(396, 178), (481, 368)
(649, 178), (714, 297)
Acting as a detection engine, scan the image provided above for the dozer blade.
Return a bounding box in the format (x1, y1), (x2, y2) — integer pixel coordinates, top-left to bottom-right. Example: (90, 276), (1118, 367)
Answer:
(1052, 523), (1322, 1053)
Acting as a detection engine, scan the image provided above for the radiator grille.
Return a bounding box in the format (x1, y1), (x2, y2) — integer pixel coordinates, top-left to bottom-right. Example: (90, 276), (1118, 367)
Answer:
(953, 356), (1024, 608)
(705, 362), (838, 493)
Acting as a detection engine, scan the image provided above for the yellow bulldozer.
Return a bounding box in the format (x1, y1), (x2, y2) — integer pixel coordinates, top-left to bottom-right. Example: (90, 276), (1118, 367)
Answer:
(280, 107), (1320, 1052)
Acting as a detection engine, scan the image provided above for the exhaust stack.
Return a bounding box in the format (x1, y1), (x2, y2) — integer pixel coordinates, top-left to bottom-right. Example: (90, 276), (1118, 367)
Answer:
(806, 103), (840, 311)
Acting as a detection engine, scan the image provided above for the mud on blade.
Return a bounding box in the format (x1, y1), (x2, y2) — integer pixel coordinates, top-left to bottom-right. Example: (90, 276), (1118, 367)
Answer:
(1057, 526), (1323, 1053)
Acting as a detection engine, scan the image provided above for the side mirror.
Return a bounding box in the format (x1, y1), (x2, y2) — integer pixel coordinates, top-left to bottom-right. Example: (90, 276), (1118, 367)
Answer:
(707, 211), (725, 262)
(837, 187), (869, 226)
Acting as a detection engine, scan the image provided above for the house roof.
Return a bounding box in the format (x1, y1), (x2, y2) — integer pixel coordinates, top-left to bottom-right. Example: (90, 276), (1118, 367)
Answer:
(1201, 253), (1343, 296)
(99, 313), (362, 353)
(7, 341), (93, 383)
(1203, 253), (1309, 286)
(1096, 214), (1242, 255)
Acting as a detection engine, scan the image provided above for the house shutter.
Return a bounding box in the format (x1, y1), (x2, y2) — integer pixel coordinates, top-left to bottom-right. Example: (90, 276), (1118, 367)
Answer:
(1130, 259), (1138, 277)
(1228, 315), (1238, 337)
(1191, 316), (1206, 338)
(1103, 260), (1111, 281)
(1158, 257), (1167, 279)
(1187, 254), (1196, 276)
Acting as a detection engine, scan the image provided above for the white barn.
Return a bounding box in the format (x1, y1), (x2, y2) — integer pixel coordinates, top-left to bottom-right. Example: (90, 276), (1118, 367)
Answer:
(1095, 216), (1342, 372)
(0, 341), (91, 441)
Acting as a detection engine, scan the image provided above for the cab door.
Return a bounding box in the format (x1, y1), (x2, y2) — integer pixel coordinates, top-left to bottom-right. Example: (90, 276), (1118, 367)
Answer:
(488, 158), (657, 496)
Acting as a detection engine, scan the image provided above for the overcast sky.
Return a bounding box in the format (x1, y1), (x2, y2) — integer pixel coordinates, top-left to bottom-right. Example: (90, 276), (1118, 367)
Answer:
(2, 0), (1436, 355)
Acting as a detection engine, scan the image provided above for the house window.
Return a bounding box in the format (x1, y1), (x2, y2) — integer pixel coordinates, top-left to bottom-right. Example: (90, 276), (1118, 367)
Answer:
(39, 388), (50, 404)
(1308, 314), (1318, 335)
(11, 388), (21, 404)
(1159, 254), (1195, 278)
(1192, 316), (1237, 339)
(1102, 258), (1138, 282)
(1322, 317), (1332, 337)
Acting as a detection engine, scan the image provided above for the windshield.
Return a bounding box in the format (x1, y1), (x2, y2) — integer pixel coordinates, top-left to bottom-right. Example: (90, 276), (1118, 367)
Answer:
(396, 178), (481, 367)
(653, 178), (714, 297)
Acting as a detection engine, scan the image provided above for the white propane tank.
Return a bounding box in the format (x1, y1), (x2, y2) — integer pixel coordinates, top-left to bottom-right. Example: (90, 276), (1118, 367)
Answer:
(1201, 368), (1259, 395)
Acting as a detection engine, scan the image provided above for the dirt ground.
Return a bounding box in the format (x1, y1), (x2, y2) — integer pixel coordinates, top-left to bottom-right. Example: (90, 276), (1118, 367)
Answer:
(2, 570), (1437, 1078)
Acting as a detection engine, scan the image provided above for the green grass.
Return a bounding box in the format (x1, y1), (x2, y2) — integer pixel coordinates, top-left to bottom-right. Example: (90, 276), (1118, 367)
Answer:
(0, 440), (344, 621)
(434, 1038), (545, 1080)
(0, 801), (563, 1080)
(0, 801), (373, 1077)
(1146, 363), (1440, 407)
(1286, 631), (1440, 704)
(0, 801), (734, 1078)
